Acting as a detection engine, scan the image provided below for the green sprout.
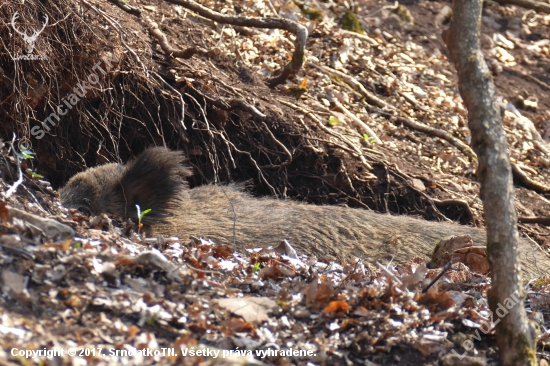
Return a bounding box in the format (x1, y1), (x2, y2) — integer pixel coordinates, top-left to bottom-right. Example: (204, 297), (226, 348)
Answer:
(253, 262), (261, 272)
(146, 312), (159, 326)
(16, 145), (35, 160)
(362, 134), (377, 144)
(136, 204), (152, 234)
(16, 145), (44, 179)
(25, 169), (43, 179)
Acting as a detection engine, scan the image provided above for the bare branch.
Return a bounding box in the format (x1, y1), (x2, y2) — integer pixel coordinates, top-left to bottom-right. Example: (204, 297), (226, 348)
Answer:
(149, 27), (218, 59)
(163, 0), (308, 87)
(512, 163), (550, 194)
(494, 0), (550, 14)
(518, 216), (550, 226)
(106, 0), (142, 16)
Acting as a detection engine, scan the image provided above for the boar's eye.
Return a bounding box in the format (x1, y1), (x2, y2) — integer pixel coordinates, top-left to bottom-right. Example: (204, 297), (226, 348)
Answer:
(77, 206), (91, 216)
(76, 198), (92, 216)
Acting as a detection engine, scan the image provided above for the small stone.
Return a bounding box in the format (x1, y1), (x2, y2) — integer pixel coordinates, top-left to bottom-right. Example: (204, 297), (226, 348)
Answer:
(412, 178), (426, 191)
(293, 308), (311, 319)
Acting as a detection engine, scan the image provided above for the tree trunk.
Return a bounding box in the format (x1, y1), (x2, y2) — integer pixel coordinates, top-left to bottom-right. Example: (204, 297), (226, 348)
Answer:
(442, 0), (537, 365)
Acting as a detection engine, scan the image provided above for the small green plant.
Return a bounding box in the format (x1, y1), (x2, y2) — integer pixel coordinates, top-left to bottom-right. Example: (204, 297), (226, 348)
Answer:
(136, 204), (152, 234)
(362, 134), (377, 144)
(17, 145), (44, 178)
(328, 115), (339, 126)
(146, 312), (159, 326)
(74, 241), (82, 249)
(25, 169), (43, 179)
(253, 262), (261, 272)
(16, 145), (35, 160)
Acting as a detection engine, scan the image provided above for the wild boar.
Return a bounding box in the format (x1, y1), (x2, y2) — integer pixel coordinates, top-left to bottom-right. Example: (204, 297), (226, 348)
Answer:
(60, 147), (548, 277)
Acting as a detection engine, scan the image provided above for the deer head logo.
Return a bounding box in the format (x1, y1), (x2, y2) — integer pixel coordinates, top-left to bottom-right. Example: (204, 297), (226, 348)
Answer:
(11, 12), (48, 54)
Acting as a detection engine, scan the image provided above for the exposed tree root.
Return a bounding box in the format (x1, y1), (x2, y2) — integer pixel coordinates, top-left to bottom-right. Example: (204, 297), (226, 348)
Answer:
(163, 0), (308, 87)
(106, 0), (142, 17)
(518, 216), (550, 226)
(310, 63), (477, 162)
(432, 198), (477, 226)
(149, 27), (219, 60)
(494, 0), (550, 14)
(512, 163), (550, 194)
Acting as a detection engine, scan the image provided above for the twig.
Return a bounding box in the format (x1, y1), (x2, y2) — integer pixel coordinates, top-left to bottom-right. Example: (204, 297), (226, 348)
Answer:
(493, 0), (550, 14)
(219, 136), (278, 196)
(311, 63), (477, 162)
(279, 99), (374, 171)
(518, 216), (550, 226)
(338, 29), (378, 46)
(310, 63), (387, 108)
(185, 91), (275, 195)
(510, 68), (550, 90)
(184, 92), (221, 180)
(149, 27), (218, 60)
(511, 163), (550, 194)
(265, 0), (280, 17)
(385, 162), (451, 222)
(376, 262), (402, 285)
(366, 1), (399, 18)
(260, 121), (293, 168)
(153, 72), (186, 131)
(393, 113), (477, 162)
(106, 0), (142, 16)
(422, 260), (457, 293)
(522, 233), (545, 276)
(163, 0), (308, 87)
(329, 97), (382, 144)
(4, 135), (23, 199)
(432, 198), (477, 225)
(181, 79), (266, 120)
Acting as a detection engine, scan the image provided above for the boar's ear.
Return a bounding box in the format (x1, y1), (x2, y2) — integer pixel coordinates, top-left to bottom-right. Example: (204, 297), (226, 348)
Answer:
(120, 147), (192, 224)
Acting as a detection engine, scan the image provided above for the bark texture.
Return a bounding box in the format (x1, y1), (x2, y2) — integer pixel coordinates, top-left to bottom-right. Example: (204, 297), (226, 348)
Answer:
(443, 0), (537, 365)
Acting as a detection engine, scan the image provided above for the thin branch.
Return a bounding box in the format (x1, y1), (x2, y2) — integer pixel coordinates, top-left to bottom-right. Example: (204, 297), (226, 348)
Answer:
(432, 198), (477, 225)
(163, 0), (308, 87)
(511, 163), (550, 194)
(329, 97), (382, 144)
(149, 27), (218, 59)
(311, 63), (477, 161)
(493, 0), (550, 14)
(153, 72), (186, 131)
(181, 78), (266, 119)
(106, 0), (142, 16)
(518, 216), (550, 226)
(423, 260), (457, 293)
(260, 121), (293, 168)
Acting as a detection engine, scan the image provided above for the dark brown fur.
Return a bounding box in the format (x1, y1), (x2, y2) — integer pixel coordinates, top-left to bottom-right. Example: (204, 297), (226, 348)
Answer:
(60, 148), (549, 278)
(60, 148), (192, 224)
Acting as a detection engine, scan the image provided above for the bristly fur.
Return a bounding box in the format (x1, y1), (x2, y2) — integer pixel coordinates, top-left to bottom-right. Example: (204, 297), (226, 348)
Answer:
(59, 147), (550, 278)
(60, 147), (192, 224)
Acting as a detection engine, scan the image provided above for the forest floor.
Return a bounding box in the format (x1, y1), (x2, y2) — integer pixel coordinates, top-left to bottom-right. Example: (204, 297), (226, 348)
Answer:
(1, 0), (550, 365)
